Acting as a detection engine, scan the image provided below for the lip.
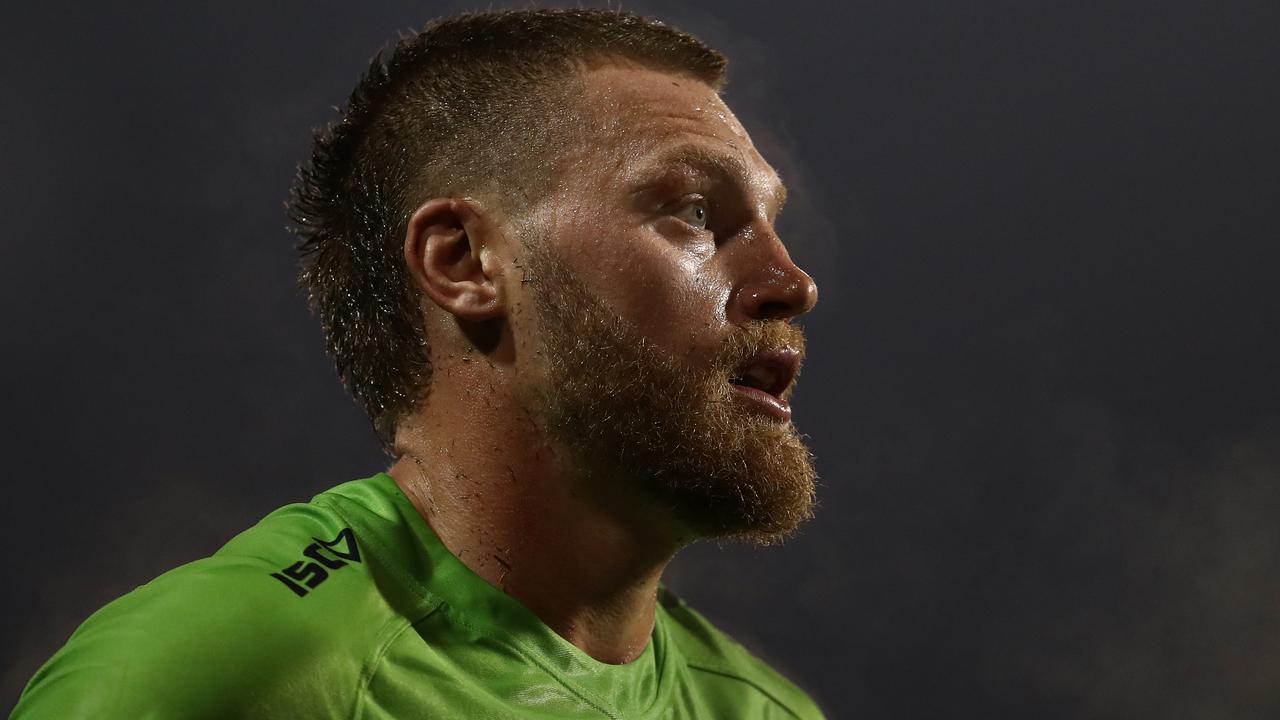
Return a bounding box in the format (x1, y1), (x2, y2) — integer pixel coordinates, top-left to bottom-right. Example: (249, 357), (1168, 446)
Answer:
(729, 382), (793, 421)
(728, 346), (801, 422)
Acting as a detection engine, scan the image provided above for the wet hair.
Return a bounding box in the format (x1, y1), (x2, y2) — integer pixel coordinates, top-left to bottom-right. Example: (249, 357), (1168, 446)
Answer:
(286, 8), (726, 452)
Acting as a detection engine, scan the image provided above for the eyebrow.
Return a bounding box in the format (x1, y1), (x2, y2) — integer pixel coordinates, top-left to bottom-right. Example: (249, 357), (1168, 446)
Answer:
(636, 142), (788, 215)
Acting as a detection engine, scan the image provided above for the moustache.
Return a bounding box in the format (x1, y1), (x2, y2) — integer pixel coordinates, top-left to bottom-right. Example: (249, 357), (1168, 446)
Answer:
(714, 321), (807, 385)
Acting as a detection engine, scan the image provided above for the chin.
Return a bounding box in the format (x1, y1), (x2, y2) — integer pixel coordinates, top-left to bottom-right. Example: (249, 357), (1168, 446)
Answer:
(627, 411), (819, 546)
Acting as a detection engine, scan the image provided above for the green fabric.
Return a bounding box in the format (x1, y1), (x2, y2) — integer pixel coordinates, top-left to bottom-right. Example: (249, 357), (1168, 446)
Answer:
(13, 473), (824, 719)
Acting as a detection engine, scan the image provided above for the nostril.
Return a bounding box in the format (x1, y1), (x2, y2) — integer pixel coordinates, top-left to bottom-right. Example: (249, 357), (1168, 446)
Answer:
(757, 300), (793, 319)
(735, 273), (816, 322)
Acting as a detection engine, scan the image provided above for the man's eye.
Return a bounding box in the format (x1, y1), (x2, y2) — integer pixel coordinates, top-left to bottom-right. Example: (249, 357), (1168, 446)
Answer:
(672, 200), (709, 231)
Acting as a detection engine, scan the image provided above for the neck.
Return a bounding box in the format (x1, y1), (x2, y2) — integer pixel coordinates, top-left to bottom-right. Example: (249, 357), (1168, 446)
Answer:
(387, 365), (682, 664)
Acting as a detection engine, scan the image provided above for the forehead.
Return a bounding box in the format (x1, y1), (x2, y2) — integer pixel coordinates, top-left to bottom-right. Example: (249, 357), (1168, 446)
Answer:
(570, 64), (780, 187)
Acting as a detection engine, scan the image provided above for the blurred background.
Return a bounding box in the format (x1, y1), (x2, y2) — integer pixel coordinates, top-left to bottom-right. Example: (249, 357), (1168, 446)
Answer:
(3, 1), (1278, 716)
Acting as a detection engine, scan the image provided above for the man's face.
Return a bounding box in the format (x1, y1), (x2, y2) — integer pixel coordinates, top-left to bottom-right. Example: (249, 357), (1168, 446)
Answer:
(512, 65), (819, 543)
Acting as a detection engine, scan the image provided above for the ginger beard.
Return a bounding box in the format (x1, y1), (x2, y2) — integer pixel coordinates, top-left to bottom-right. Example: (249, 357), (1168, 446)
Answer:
(521, 243), (817, 544)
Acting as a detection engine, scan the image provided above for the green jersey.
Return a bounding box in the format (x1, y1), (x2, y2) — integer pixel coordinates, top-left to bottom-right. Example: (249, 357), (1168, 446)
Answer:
(13, 472), (823, 719)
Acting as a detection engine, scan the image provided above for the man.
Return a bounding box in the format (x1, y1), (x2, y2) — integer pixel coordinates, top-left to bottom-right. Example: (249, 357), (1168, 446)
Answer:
(14, 8), (822, 718)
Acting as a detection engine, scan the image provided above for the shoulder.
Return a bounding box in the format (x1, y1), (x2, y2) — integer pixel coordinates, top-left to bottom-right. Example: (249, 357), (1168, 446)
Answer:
(659, 589), (826, 720)
(13, 479), (408, 719)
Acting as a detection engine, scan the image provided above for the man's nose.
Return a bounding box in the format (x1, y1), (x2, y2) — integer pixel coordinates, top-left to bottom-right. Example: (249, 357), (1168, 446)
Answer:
(728, 231), (819, 323)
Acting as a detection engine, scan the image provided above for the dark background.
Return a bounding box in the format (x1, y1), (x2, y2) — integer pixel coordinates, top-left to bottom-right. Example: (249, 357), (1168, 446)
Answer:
(3, 1), (1278, 717)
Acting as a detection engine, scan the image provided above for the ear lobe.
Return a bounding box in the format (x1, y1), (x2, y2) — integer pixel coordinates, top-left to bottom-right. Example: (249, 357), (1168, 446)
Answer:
(403, 198), (503, 322)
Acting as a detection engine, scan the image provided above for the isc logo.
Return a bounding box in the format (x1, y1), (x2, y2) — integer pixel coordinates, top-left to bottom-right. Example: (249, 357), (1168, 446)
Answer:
(270, 527), (361, 597)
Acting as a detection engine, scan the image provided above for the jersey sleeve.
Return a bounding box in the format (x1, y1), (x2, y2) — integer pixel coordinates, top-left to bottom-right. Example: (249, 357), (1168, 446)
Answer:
(12, 498), (397, 720)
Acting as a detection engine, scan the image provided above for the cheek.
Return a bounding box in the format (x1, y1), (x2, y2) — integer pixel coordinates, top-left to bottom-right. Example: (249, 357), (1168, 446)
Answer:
(608, 248), (731, 360)
(547, 200), (731, 357)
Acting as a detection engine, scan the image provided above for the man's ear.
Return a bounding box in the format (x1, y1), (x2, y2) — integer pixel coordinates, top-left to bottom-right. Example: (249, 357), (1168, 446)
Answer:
(403, 197), (503, 321)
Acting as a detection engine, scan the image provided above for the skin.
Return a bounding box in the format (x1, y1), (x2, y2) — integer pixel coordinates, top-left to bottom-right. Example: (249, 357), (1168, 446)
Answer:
(386, 64), (818, 664)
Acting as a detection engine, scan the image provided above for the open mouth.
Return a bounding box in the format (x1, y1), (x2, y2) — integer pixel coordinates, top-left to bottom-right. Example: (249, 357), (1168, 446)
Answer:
(728, 347), (801, 421)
